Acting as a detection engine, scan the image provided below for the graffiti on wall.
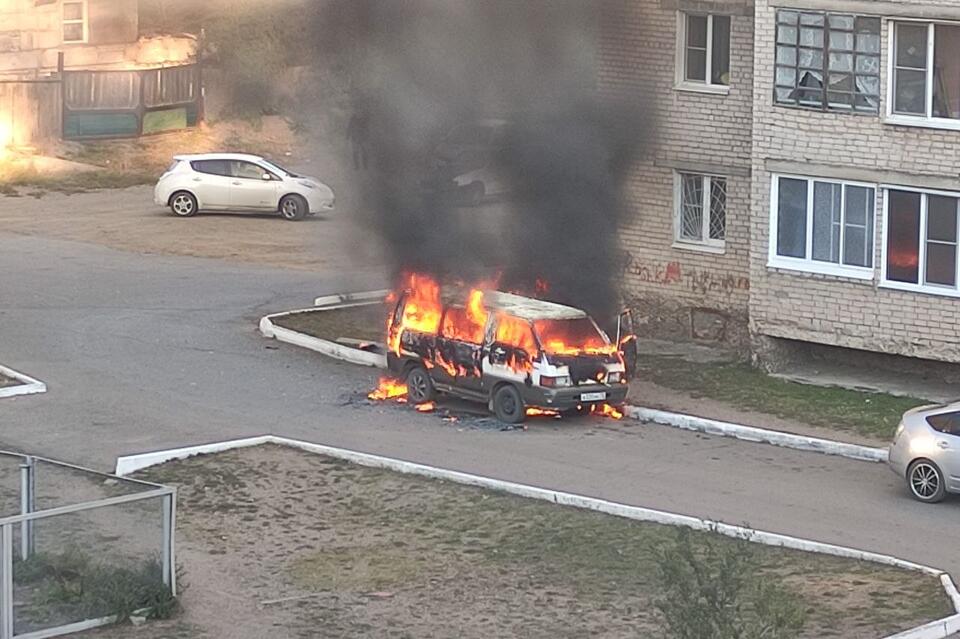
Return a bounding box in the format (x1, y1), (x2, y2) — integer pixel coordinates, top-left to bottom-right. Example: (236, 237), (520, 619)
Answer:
(623, 255), (750, 296)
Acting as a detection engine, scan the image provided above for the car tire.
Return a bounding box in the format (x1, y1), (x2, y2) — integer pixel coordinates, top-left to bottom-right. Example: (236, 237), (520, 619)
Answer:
(907, 459), (947, 503)
(279, 194), (308, 221)
(169, 191), (198, 217)
(405, 365), (435, 404)
(492, 384), (525, 424)
(466, 181), (485, 207)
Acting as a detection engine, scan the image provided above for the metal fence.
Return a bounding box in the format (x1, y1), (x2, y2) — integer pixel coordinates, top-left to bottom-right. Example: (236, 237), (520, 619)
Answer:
(0, 452), (175, 638)
(62, 63), (201, 140)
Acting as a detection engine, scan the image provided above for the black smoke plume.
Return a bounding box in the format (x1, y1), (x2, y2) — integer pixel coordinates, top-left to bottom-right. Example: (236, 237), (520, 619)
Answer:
(319, 0), (648, 320)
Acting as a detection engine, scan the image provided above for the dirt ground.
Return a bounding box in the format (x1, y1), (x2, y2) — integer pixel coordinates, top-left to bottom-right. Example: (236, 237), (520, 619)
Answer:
(0, 372), (17, 389)
(80, 444), (948, 639)
(0, 118), (388, 273)
(271, 303), (389, 343)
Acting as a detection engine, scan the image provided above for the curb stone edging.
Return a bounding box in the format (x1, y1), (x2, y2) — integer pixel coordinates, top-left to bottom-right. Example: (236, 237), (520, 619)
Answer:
(259, 305), (387, 369)
(625, 406), (889, 463)
(113, 435), (958, 639)
(313, 290), (389, 309)
(262, 292), (890, 464)
(0, 364), (47, 399)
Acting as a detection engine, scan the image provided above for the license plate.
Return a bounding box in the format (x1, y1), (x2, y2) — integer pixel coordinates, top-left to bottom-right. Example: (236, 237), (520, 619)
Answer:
(580, 392), (606, 402)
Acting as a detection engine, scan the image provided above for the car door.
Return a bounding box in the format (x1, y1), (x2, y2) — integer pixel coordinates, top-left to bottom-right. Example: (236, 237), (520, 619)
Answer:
(437, 307), (484, 391)
(925, 410), (960, 489)
(228, 161), (280, 210)
(190, 160), (233, 208)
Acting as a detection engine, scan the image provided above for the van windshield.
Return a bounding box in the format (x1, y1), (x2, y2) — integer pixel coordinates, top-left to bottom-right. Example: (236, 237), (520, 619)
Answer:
(532, 318), (615, 356)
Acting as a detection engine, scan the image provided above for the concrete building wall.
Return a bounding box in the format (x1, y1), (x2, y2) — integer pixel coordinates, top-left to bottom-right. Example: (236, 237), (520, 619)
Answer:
(749, 0), (960, 363)
(599, 0), (754, 343)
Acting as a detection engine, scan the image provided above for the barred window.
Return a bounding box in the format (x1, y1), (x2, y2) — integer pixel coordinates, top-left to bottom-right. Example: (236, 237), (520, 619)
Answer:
(676, 172), (726, 249)
(774, 10), (881, 113)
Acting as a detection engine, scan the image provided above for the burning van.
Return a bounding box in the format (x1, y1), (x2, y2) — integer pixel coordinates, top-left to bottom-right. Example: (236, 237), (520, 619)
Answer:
(383, 279), (629, 423)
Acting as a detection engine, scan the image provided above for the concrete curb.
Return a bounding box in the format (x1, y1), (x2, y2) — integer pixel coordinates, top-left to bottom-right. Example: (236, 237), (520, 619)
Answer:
(259, 305), (387, 369)
(625, 406), (889, 463)
(313, 290), (389, 309)
(113, 435), (957, 639)
(0, 364), (47, 399)
(264, 291), (890, 465)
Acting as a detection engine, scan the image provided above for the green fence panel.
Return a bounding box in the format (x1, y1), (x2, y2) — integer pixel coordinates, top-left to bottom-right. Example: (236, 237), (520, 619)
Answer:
(64, 112), (139, 139)
(142, 107), (188, 134)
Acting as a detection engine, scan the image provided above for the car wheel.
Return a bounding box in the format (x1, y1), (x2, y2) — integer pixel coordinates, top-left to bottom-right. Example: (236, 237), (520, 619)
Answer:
(406, 365), (435, 404)
(466, 181), (485, 207)
(493, 384), (525, 424)
(907, 459), (946, 503)
(169, 191), (197, 217)
(279, 194), (308, 221)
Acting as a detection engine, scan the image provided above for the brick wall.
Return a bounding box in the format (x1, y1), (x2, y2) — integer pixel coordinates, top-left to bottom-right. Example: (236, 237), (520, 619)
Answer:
(749, 0), (960, 363)
(599, 0), (754, 343)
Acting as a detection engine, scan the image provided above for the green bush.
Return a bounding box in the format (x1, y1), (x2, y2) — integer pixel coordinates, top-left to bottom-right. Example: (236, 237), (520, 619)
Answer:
(654, 527), (806, 639)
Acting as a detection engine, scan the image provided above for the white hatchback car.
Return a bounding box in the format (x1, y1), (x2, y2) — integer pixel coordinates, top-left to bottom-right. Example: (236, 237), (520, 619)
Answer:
(154, 153), (334, 221)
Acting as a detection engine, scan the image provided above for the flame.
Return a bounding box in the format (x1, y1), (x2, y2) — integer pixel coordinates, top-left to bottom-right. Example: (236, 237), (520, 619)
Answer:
(415, 401), (436, 412)
(368, 377), (408, 401)
(534, 319), (618, 356)
(591, 403), (624, 420)
(525, 407), (560, 417)
(388, 273), (442, 355)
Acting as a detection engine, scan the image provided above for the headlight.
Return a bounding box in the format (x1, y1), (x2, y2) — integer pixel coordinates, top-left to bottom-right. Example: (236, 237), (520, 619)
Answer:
(540, 375), (572, 388)
(607, 372), (621, 384)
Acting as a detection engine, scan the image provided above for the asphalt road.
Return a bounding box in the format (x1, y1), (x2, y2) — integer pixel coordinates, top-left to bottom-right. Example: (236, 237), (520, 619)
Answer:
(1, 230), (959, 586)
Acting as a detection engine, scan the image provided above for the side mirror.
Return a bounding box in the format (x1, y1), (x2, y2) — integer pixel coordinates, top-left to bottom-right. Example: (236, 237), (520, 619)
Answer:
(261, 173), (272, 181)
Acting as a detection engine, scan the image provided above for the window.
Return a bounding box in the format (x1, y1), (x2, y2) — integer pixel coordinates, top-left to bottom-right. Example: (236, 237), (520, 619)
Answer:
(231, 161), (270, 180)
(62, 1), (87, 44)
(890, 22), (960, 127)
(678, 13), (731, 88)
(926, 412), (960, 436)
(770, 176), (875, 277)
(675, 173), (725, 249)
(883, 188), (960, 294)
(774, 10), (880, 112)
(191, 160), (231, 176)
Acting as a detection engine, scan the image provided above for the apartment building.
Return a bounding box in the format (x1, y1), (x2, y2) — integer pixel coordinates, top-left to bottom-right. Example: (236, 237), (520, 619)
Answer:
(601, 0), (960, 367)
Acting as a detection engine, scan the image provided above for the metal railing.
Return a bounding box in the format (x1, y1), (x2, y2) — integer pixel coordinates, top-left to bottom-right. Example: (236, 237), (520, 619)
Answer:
(0, 453), (175, 638)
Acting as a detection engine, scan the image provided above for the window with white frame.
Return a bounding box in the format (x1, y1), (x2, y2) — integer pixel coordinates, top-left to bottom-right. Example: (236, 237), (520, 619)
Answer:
(884, 189), (960, 293)
(62, 1), (87, 44)
(676, 172), (726, 248)
(770, 176), (875, 276)
(891, 22), (960, 125)
(679, 13), (731, 87)
(774, 10), (881, 112)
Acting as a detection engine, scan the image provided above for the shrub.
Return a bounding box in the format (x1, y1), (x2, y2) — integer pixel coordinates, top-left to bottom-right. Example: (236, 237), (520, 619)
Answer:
(654, 527), (806, 639)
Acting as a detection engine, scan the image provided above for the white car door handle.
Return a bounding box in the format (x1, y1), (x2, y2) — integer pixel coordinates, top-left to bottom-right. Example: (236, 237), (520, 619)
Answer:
(192, 177), (202, 182)
(938, 440), (950, 449)
(231, 181), (242, 186)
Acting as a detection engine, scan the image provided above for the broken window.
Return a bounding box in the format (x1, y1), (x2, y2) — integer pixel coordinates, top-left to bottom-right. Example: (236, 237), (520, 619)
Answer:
(774, 10), (880, 112)
(892, 22), (960, 122)
(885, 189), (960, 292)
(676, 172), (726, 249)
(772, 176), (875, 274)
(62, 1), (86, 43)
(681, 13), (731, 87)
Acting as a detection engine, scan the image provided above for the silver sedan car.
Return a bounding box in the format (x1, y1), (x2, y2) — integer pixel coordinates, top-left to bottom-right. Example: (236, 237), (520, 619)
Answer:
(888, 402), (960, 503)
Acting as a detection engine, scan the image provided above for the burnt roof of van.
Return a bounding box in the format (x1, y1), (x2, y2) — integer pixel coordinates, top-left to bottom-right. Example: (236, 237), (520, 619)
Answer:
(482, 290), (587, 321)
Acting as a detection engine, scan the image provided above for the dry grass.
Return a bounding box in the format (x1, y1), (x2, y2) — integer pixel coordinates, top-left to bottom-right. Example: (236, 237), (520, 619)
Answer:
(103, 444), (955, 639)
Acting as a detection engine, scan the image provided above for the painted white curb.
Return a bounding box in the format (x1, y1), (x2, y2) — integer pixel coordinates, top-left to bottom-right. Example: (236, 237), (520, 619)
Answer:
(0, 363), (47, 399)
(625, 406), (888, 463)
(314, 289), (389, 308)
(259, 305), (387, 369)
(113, 435), (958, 639)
